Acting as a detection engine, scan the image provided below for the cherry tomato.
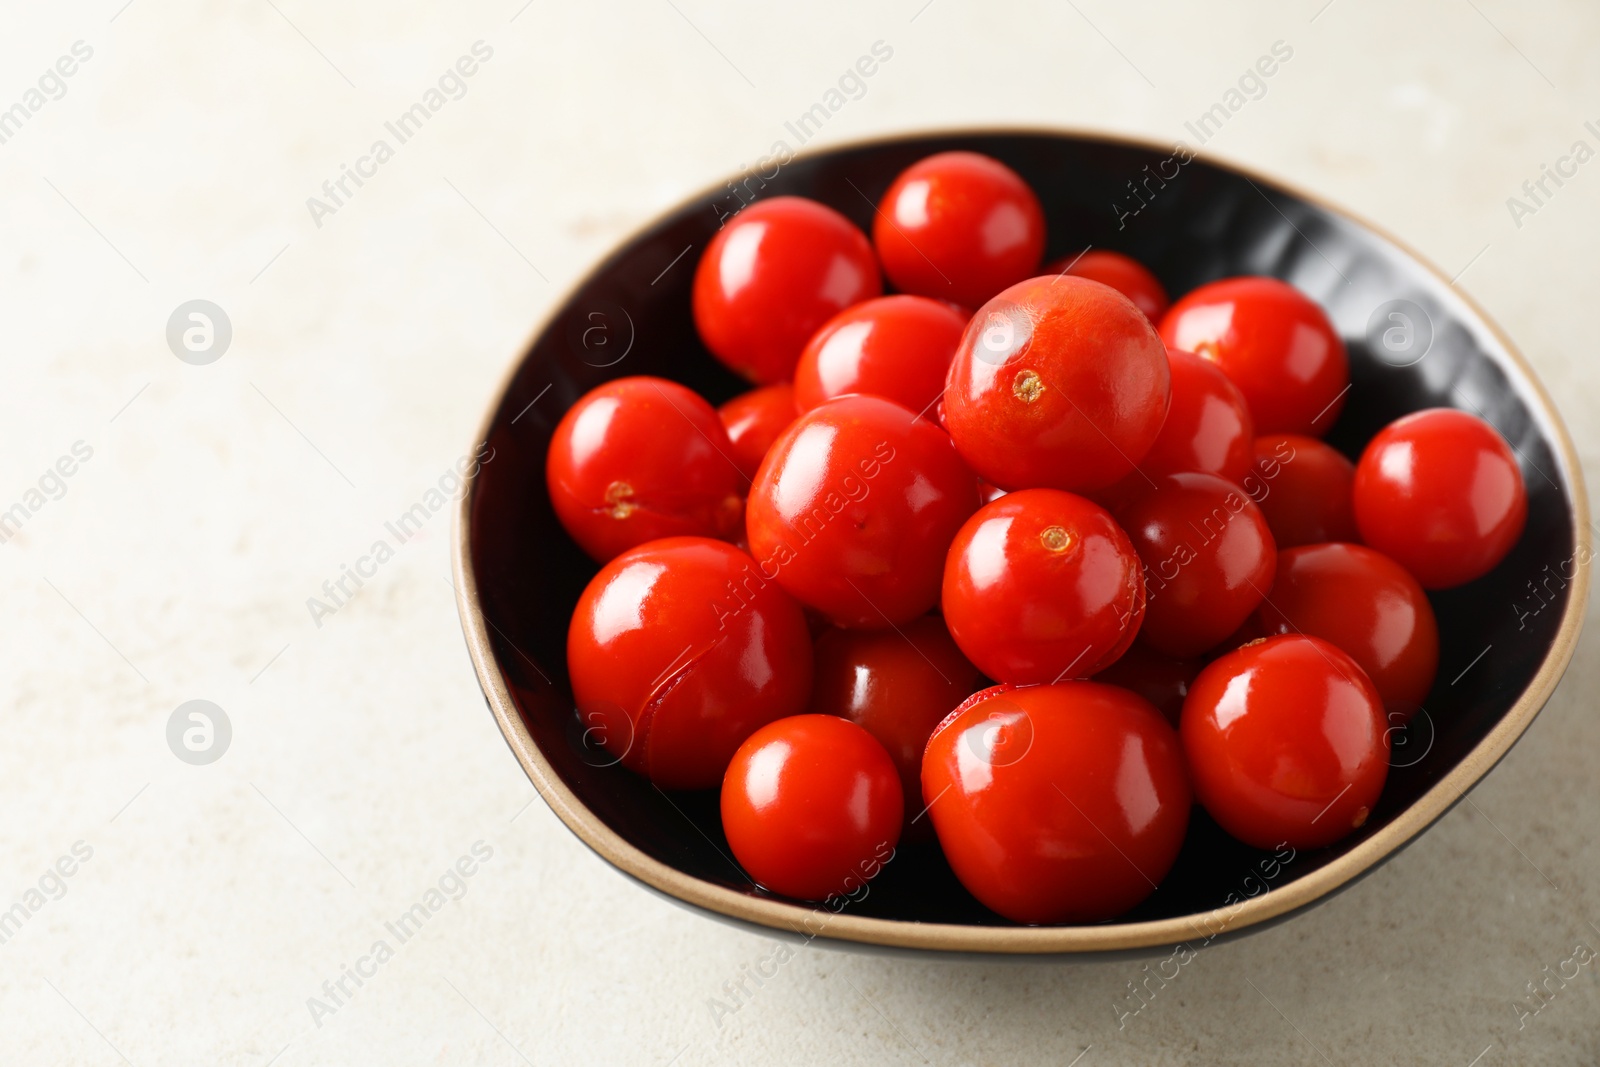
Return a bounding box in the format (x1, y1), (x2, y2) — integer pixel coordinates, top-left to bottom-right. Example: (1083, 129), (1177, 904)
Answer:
(1114, 472), (1277, 658)
(1353, 408), (1528, 589)
(693, 196), (881, 384)
(873, 151), (1046, 308)
(547, 376), (744, 563)
(1253, 543), (1439, 722)
(717, 383), (797, 483)
(793, 295), (967, 417)
(1046, 249), (1169, 322)
(746, 395), (979, 628)
(944, 275), (1171, 492)
(942, 489), (1144, 684)
(1159, 277), (1348, 437)
(1248, 433), (1357, 549)
(922, 682), (1190, 924)
(810, 616), (983, 839)
(567, 537), (812, 790)
(1136, 348), (1255, 484)
(722, 715), (902, 901)
(1091, 640), (1202, 727)
(1181, 634), (1388, 849)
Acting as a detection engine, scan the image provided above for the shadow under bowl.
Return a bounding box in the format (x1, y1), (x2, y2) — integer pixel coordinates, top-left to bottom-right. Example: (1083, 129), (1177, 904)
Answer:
(453, 128), (1589, 958)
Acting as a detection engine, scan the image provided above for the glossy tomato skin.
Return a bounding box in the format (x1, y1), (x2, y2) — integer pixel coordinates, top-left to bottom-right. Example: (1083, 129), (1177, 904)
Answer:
(1046, 249), (1169, 322)
(944, 275), (1171, 493)
(1091, 640), (1203, 727)
(1181, 634), (1388, 849)
(693, 196), (881, 384)
(1249, 433), (1357, 549)
(873, 151), (1046, 308)
(1353, 408), (1527, 589)
(746, 395), (979, 628)
(793, 295), (967, 417)
(721, 715), (902, 901)
(1159, 277), (1348, 437)
(547, 376), (744, 563)
(1115, 472), (1277, 658)
(1253, 543), (1439, 722)
(810, 616), (983, 839)
(942, 489), (1145, 684)
(1137, 348), (1255, 485)
(1091, 348), (1254, 511)
(922, 682), (1191, 924)
(717, 383), (797, 483)
(567, 537), (813, 790)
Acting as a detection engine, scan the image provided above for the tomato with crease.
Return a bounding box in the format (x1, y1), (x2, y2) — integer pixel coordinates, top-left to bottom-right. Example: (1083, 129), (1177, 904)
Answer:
(922, 681), (1191, 924)
(793, 295), (967, 417)
(1353, 408), (1527, 589)
(944, 275), (1171, 493)
(1249, 433), (1357, 549)
(547, 376), (744, 563)
(567, 537), (813, 790)
(1046, 249), (1169, 322)
(722, 715), (902, 901)
(1181, 634), (1388, 849)
(873, 151), (1046, 308)
(746, 394), (979, 628)
(942, 489), (1145, 684)
(1114, 472), (1277, 658)
(1253, 543), (1439, 721)
(718, 382), (797, 483)
(1159, 276), (1348, 437)
(693, 196), (881, 384)
(810, 616), (983, 840)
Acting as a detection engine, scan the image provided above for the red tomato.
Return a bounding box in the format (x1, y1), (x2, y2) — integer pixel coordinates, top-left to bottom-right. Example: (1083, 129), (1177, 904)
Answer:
(566, 537), (813, 790)
(1253, 543), (1439, 721)
(1091, 640), (1202, 727)
(1159, 277), (1348, 437)
(1181, 634), (1388, 849)
(1353, 408), (1527, 589)
(873, 151), (1046, 308)
(810, 616), (983, 839)
(944, 275), (1171, 492)
(693, 196), (881, 384)
(1249, 433), (1357, 549)
(1135, 348), (1255, 484)
(722, 715), (902, 901)
(717, 383), (797, 483)
(922, 682), (1190, 924)
(1114, 472), (1277, 657)
(1046, 249), (1169, 322)
(547, 376), (744, 563)
(942, 489), (1145, 684)
(746, 395), (979, 628)
(793, 295), (967, 417)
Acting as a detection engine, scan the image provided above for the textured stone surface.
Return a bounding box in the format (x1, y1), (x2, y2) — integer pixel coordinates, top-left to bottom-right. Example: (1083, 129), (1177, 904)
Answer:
(1, 1), (1597, 1063)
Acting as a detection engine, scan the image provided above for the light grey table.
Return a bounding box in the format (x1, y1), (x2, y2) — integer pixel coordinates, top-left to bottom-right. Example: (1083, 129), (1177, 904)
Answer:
(1, 1), (1596, 1062)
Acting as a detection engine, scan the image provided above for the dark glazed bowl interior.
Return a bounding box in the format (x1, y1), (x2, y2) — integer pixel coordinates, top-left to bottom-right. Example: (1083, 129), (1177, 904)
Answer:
(457, 129), (1586, 954)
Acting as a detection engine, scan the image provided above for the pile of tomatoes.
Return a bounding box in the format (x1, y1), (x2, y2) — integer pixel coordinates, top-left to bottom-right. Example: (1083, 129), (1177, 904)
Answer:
(546, 151), (1529, 925)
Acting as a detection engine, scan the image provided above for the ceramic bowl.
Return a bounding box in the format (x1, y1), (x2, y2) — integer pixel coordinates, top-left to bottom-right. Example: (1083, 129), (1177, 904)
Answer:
(453, 128), (1588, 956)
